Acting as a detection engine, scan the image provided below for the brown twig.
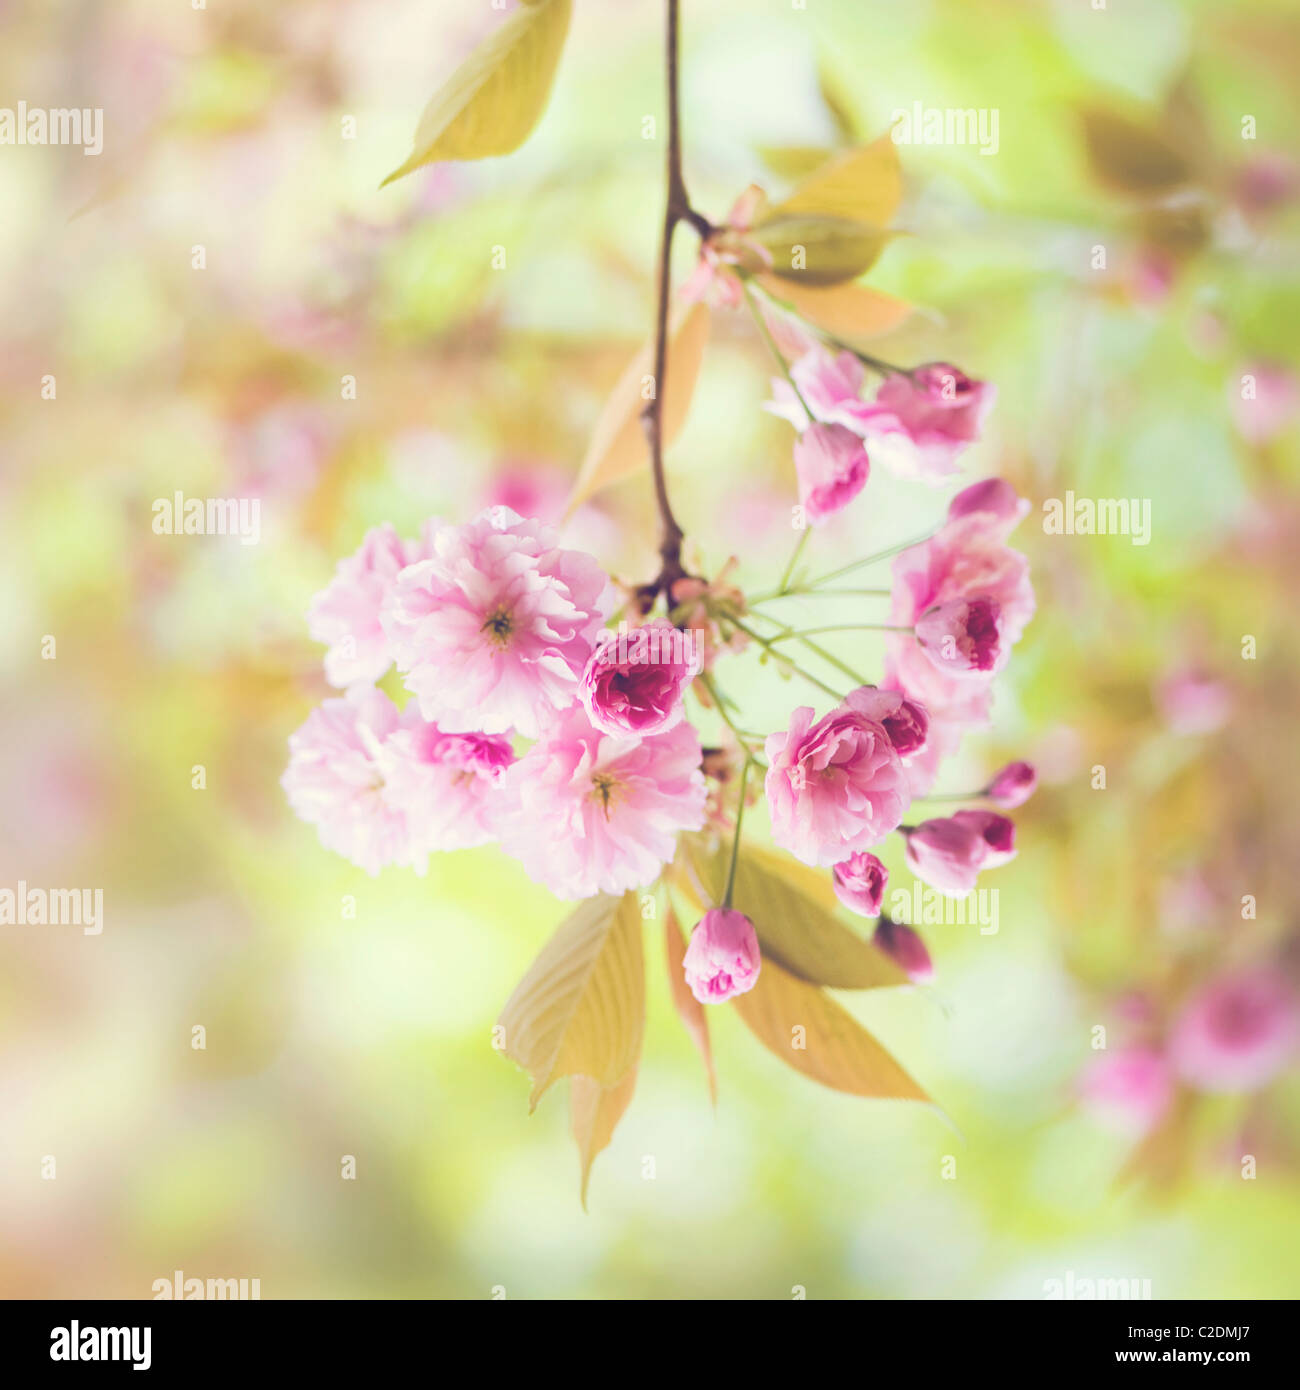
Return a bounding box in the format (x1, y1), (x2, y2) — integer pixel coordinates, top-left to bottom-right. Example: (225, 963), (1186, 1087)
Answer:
(639, 0), (709, 607)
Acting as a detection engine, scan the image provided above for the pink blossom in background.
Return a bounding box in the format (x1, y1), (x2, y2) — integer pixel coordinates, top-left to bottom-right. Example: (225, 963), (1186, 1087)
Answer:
(308, 522), (434, 688)
(1235, 154), (1298, 219)
(832, 852), (889, 917)
(873, 917), (934, 984)
(281, 686), (417, 876)
(1170, 972), (1300, 1093)
(497, 706), (706, 899)
(765, 697), (910, 867)
(1078, 1046), (1173, 1134)
(478, 462), (571, 524)
(903, 809), (1016, 897)
(986, 760), (1037, 808)
(380, 723), (514, 855)
(791, 423), (870, 525)
(915, 596), (1006, 677)
(1229, 362), (1298, 445)
(382, 508), (612, 737)
(1156, 666), (1232, 735)
(682, 908), (762, 1004)
(579, 620), (699, 736)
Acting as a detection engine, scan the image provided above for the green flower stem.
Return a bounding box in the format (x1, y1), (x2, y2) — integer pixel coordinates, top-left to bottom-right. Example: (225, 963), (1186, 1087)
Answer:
(743, 281), (815, 423)
(763, 623), (914, 642)
(747, 610), (870, 688)
(723, 756), (753, 909)
(803, 530), (937, 590)
(776, 526), (811, 596)
(728, 616), (847, 700)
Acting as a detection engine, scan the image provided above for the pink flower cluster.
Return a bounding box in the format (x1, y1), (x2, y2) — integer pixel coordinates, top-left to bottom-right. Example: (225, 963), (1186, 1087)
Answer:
(284, 508), (706, 892)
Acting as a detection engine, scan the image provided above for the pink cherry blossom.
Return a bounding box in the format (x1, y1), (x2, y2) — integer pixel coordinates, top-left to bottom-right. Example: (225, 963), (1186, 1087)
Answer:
(832, 852), (888, 917)
(1170, 971), (1300, 1093)
(884, 479), (1034, 729)
(308, 522), (434, 687)
(986, 760), (1037, 809)
(903, 809), (1015, 897)
(767, 345), (871, 433)
(856, 365), (996, 481)
(281, 686), (419, 876)
(579, 620), (700, 736)
(915, 596), (1006, 677)
(497, 705), (706, 899)
(1079, 1045), (1173, 1134)
(380, 722), (514, 854)
(765, 694), (910, 867)
(873, 917), (934, 983)
(382, 507), (612, 737)
(1156, 667), (1232, 735)
(683, 908), (762, 1004)
(792, 423), (869, 525)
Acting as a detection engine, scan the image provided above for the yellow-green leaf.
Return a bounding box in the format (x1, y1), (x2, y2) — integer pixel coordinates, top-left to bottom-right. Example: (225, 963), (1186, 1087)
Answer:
(565, 300), (711, 513)
(381, 0), (572, 187)
(1078, 107), (1193, 197)
(756, 145), (834, 182)
(733, 956), (930, 1101)
(751, 215), (893, 287)
(761, 134), (903, 228)
(756, 274), (912, 343)
(571, 1067), (638, 1208)
(664, 905), (717, 1105)
(685, 839), (907, 990)
(497, 892), (644, 1109)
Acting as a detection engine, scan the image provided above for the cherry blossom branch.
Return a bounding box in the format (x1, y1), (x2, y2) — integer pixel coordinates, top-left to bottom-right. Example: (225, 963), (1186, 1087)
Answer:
(641, 0), (711, 600)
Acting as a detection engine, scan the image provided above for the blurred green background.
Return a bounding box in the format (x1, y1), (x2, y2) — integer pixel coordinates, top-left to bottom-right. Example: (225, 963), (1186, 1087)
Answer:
(1, 0), (1298, 1298)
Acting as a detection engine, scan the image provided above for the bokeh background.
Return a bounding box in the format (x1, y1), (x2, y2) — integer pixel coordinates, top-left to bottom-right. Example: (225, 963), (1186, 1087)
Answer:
(2, 0), (1299, 1299)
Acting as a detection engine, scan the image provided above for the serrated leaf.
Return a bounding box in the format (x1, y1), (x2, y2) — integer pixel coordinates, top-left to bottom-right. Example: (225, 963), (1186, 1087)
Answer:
(566, 300), (711, 513)
(1078, 107), (1193, 197)
(497, 892), (644, 1109)
(762, 134), (903, 227)
(571, 1067), (638, 1209)
(685, 839), (907, 990)
(733, 955), (930, 1101)
(756, 274), (912, 343)
(751, 215), (893, 287)
(381, 0), (572, 187)
(664, 905), (717, 1105)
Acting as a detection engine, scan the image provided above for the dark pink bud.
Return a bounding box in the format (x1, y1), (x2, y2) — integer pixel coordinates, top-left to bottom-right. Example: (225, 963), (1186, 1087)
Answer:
(832, 852), (888, 918)
(986, 760), (1037, 809)
(683, 908), (761, 1005)
(873, 917), (934, 984)
(952, 808), (1016, 863)
(947, 477), (1022, 524)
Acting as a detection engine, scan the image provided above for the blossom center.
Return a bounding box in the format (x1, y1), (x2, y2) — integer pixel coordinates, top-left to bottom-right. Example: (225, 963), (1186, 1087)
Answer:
(590, 772), (621, 820)
(480, 606), (514, 648)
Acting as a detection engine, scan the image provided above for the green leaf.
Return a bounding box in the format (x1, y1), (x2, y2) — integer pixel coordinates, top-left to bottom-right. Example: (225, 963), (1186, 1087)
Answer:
(751, 215), (893, 287)
(755, 273), (912, 343)
(733, 955), (931, 1101)
(570, 1067), (638, 1209)
(684, 839), (908, 989)
(761, 134), (903, 227)
(496, 892), (644, 1109)
(381, 0), (572, 187)
(1078, 106), (1193, 197)
(565, 300), (711, 513)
